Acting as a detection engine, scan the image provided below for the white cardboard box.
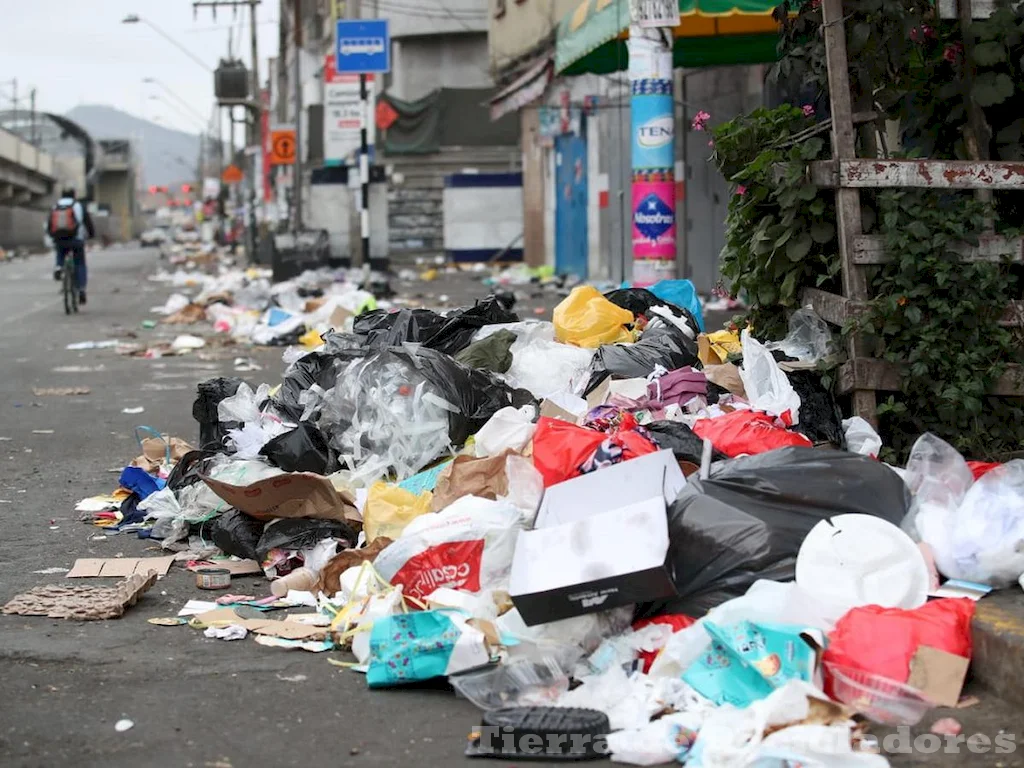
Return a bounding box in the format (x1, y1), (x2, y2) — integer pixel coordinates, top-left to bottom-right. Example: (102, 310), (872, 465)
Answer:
(509, 450), (685, 625)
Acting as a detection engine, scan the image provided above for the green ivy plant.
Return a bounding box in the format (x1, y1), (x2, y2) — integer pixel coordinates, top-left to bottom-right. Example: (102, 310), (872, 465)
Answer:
(710, 105), (840, 340)
(864, 190), (1024, 461)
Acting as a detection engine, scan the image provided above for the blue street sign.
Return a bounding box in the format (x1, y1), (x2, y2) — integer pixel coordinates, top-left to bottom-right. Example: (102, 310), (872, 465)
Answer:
(335, 19), (390, 74)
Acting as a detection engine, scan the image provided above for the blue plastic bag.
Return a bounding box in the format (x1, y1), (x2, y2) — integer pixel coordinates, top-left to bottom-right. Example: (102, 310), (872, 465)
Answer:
(648, 280), (705, 332)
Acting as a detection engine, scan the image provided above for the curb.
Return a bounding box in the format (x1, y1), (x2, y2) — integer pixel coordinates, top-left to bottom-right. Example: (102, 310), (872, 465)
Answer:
(971, 590), (1024, 707)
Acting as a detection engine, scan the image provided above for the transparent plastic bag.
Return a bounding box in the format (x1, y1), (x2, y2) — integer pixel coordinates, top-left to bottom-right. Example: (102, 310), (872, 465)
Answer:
(765, 308), (835, 364)
(318, 354), (452, 486)
(842, 417), (882, 458)
(450, 657), (570, 710)
(506, 337), (595, 399)
(937, 460), (1024, 586)
(218, 382), (272, 424)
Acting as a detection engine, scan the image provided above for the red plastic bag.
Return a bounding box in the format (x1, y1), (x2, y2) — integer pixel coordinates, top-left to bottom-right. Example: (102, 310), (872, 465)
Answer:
(632, 614), (697, 673)
(822, 598), (975, 689)
(967, 461), (1000, 481)
(531, 417), (658, 487)
(692, 410), (812, 457)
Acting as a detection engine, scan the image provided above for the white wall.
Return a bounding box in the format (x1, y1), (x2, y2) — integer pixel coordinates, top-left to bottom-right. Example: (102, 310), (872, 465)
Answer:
(443, 182), (523, 254)
(390, 34), (492, 101)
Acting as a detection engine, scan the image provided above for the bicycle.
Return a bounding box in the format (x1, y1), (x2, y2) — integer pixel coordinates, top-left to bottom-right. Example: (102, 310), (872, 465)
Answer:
(62, 253), (79, 315)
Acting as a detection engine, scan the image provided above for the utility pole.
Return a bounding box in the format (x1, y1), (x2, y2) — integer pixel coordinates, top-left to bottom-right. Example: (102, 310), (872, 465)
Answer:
(193, 0), (263, 257)
(29, 88), (36, 146)
(293, 0), (303, 233)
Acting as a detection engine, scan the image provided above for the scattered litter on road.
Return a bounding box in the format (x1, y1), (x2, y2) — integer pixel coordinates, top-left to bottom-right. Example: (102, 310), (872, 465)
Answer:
(52, 365), (106, 373)
(31, 430), (54, 435)
(1, 573), (156, 620)
(65, 340), (120, 350)
(114, 719), (134, 733)
(32, 386), (91, 396)
(121, 407), (145, 414)
(32, 567), (69, 575)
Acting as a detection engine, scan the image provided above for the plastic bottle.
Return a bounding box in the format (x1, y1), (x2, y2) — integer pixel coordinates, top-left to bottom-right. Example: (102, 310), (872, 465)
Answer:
(270, 566), (316, 597)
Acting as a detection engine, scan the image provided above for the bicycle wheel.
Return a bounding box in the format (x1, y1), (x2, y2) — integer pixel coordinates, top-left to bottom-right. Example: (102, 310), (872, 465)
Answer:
(63, 263), (78, 315)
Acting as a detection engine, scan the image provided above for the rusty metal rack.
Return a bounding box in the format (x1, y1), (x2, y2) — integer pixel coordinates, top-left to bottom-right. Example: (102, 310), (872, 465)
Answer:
(806, 0), (1024, 423)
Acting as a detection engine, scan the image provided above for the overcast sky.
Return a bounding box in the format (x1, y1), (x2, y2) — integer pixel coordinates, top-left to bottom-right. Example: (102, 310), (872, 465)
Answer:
(0, 0), (279, 136)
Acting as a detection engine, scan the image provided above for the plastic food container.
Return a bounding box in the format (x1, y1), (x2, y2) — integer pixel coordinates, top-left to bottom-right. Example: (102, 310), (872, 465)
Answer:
(825, 663), (932, 725)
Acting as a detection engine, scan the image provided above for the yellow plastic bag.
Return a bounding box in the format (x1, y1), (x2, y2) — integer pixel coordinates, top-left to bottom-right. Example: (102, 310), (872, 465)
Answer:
(553, 285), (634, 348)
(363, 482), (433, 543)
(299, 328), (324, 349)
(698, 329), (743, 365)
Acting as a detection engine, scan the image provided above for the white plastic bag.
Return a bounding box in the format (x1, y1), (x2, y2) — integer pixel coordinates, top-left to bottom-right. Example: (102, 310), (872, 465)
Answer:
(373, 496), (524, 600)
(739, 330), (802, 424)
(218, 382), (273, 424)
(502, 454), (545, 525)
(507, 336), (595, 399)
(606, 711), (705, 766)
(842, 416), (882, 458)
(473, 405), (537, 457)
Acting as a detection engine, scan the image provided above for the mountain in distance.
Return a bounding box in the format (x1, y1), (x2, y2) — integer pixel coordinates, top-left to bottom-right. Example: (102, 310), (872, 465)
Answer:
(65, 104), (201, 188)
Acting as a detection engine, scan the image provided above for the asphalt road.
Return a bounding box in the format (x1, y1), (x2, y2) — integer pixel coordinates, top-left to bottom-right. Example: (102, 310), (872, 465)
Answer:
(0, 247), (1019, 768)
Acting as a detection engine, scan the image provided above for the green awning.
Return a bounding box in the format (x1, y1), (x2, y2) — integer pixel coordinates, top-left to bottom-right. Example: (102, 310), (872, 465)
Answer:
(556, 0), (783, 76)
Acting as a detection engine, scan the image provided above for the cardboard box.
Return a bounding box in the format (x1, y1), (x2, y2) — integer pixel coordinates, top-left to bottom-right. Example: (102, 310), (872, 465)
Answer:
(509, 450), (684, 626)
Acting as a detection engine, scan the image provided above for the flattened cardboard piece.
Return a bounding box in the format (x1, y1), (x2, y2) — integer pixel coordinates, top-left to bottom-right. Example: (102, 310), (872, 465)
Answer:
(2, 573), (157, 620)
(67, 555), (176, 579)
(202, 472), (358, 524)
(194, 607), (328, 640)
(329, 305), (352, 330)
(586, 376), (612, 411)
(908, 645), (970, 707)
(430, 451), (511, 512)
(539, 400), (579, 424)
(186, 559), (262, 576)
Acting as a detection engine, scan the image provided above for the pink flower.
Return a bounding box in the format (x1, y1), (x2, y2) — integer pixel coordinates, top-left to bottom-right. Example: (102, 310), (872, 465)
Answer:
(802, 104), (815, 117)
(691, 110), (711, 131)
(922, 24), (935, 39)
(707, 139), (714, 148)
(943, 42), (963, 63)
(736, 185), (747, 196)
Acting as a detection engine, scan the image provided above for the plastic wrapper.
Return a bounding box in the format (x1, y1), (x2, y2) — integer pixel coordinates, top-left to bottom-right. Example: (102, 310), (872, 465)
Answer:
(139, 487), (186, 545)
(362, 481), (433, 543)
(260, 422), (337, 474)
(765, 308), (834, 364)
(373, 496), (524, 601)
(739, 330), (802, 424)
(586, 318), (699, 394)
(256, 517), (358, 563)
(496, 605), (634, 663)
(531, 416), (658, 487)
(554, 286), (635, 348)
(637, 447), (910, 618)
(192, 377), (243, 450)
(210, 509), (266, 561)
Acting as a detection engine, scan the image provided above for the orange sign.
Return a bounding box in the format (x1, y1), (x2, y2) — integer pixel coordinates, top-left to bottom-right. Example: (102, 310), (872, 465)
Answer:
(269, 129), (296, 165)
(221, 164), (244, 184)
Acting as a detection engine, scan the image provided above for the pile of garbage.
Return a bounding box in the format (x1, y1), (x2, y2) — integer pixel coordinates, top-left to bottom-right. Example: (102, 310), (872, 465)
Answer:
(24, 280), (1024, 765)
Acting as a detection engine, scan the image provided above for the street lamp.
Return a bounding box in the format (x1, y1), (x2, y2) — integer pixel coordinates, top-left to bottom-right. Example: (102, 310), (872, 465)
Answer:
(121, 14), (213, 73)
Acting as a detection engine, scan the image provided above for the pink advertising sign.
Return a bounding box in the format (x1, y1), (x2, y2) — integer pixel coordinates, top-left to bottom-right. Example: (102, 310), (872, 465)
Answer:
(632, 180), (676, 260)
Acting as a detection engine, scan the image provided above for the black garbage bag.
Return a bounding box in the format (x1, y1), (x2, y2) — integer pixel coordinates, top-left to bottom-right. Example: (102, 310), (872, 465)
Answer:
(273, 345), (367, 422)
(635, 447), (910, 619)
(167, 449), (220, 492)
(787, 370), (845, 448)
(605, 288), (702, 333)
(454, 329), (517, 373)
(210, 509), (266, 561)
(193, 377), (244, 450)
(586, 320), (700, 395)
(353, 307), (448, 349)
(425, 296), (519, 356)
(353, 296), (519, 357)
(256, 517), (358, 562)
(260, 422), (338, 474)
(646, 421), (726, 465)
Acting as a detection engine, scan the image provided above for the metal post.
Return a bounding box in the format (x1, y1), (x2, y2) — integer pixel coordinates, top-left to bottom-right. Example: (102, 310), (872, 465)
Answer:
(248, 0), (260, 262)
(293, 0), (303, 234)
(359, 72), (370, 268)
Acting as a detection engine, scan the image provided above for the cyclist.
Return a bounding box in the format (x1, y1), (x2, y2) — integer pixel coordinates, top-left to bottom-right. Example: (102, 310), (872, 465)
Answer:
(46, 187), (94, 305)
